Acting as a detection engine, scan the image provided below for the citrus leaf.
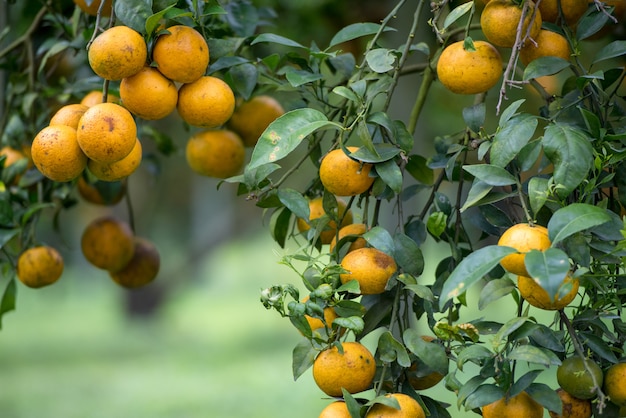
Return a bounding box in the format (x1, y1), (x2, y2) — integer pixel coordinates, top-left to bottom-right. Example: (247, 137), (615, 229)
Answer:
(439, 245), (516, 309)
(528, 177), (550, 216)
(592, 40), (626, 65)
(403, 328), (449, 375)
(393, 233), (424, 276)
(378, 330), (411, 367)
(464, 384), (505, 411)
(328, 23), (395, 49)
(542, 124), (593, 199)
(341, 390), (363, 418)
(462, 164), (517, 186)
(526, 382), (563, 414)
(490, 114), (538, 168)
(463, 102), (486, 133)
(443, 2), (473, 30)
(493, 317), (530, 350)
(247, 109), (340, 170)
(460, 180), (493, 212)
(522, 56), (571, 80)
(333, 316), (364, 334)
(509, 369), (543, 398)
(114, 0), (152, 34)
(376, 159), (403, 193)
(292, 338), (316, 380)
(363, 226), (395, 255)
(0, 278), (16, 329)
(277, 188), (309, 221)
(478, 277), (516, 310)
(547, 203), (612, 245)
(251, 33), (305, 48)
(366, 48), (396, 73)
(456, 345), (493, 371)
(524, 248), (571, 303)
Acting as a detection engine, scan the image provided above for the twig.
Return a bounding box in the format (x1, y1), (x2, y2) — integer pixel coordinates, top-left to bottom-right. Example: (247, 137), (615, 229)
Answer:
(593, 0), (619, 23)
(0, 5), (48, 59)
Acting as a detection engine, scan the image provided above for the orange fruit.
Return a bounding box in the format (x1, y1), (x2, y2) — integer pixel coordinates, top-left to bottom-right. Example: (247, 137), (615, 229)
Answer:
(185, 129), (245, 179)
(365, 393), (426, 418)
(319, 147), (375, 196)
(296, 197), (353, 244)
(73, 0), (112, 16)
(407, 336), (445, 390)
(482, 391), (543, 418)
(77, 176), (126, 205)
(520, 29), (571, 66)
(497, 223), (551, 276)
(604, 363), (626, 406)
(152, 25), (209, 84)
(0, 146), (27, 169)
(312, 341), (376, 396)
(339, 247), (397, 294)
(329, 223), (368, 253)
(87, 137), (142, 181)
(302, 296), (339, 332)
(480, 0), (542, 48)
(548, 388), (592, 418)
(517, 274), (579, 310)
(227, 95), (285, 147)
(77, 102), (137, 163)
(81, 216), (135, 273)
(17, 246), (64, 288)
(80, 90), (120, 107)
(319, 401), (351, 418)
(31, 125), (87, 182)
(177, 76), (235, 128)
(436, 40), (503, 95)
(49, 104), (89, 129)
(119, 67), (178, 120)
(539, 0), (588, 25)
(109, 237), (160, 288)
(88, 26), (147, 81)
(557, 356), (603, 400)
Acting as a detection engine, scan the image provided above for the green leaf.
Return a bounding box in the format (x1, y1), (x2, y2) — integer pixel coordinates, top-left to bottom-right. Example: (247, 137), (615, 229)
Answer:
(522, 56), (571, 80)
(114, 0), (152, 34)
(508, 345), (561, 367)
(366, 48), (396, 73)
(247, 109), (339, 170)
(341, 390), (363, 418)
(490, 114), (538, 168)
(499, 99), (525, 125)
(378, 331), (411, 367)
(547, 203), (612, 245)
(332, 86), (360, 103)
(393, 233), (424, 276)
(270, 207), (291, 248)
(463, 102), (486, 133)
(528, 177), (550, 216)
(251, 33), (305, 48)
(228, 62), (258, 100)
(493, 317), (530, 350)
(526, 382), (563, 414)
(404, 284), (434, 301)
(577, 7), (612, 40)
(463, 164), (517, 186)
(478, 278), (516, 310)
(464, 384), (504, 411)
(350, 144), (400, 163)
(524, 248), (571, 303)
(439, 246), (516, 309)
(509, 369), (543, 398)
(283, 67), (323, 87)
(456, 345), (493, 372)
(403, 328), (449, 375)
(292, 338), (316, 380)
(145, 3), (177, 35)
(333, 316), (364, 334)
(443, 3), (473, 30)
(376, 159), (403, 193)
(460, 180), (493, 212)
(542, 124), (594, 199)
(406, 155), (434, 185)
(363, 226), (395, 255)
(0, 278), (16, 329)
(328, 23), (395, 49)
(277, 189), (309, 221)
(427, 211), (447, 238)
(592, 40), (626, 65)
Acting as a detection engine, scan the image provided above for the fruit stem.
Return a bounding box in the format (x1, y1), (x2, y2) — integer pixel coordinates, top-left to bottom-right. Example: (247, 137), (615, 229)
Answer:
(514, 174), (534, 224)
(559, 310), (608, 412)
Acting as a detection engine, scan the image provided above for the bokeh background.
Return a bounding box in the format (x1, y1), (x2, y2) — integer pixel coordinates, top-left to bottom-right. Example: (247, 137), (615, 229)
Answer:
(0, 1), (574, 417)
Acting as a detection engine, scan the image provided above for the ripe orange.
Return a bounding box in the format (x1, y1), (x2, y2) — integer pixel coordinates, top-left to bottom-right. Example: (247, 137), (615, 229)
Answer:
(227, 95), (285, 147)
(177, 76), (235, 128)
(482, 391), (543, 418)
(87, 137), (142, 181)
(520, 29), (571, 66)
(329, 223), (368, 253)
(319, 147), (375, 196)
(339, 247), (397, 294)
(539, 0), (588, 25)
(73, 0), (112, 16)
(77, 176), (126, 205)
(436, 40), (503, 95)
(319, 401), (351, 418)
(312, 341), (376, 396)
(109, 237), (160, 288)
(302, 296), (339, 332)
(365, 393), (426, 418)
(604, 363), (626, 406)
(185, 129), (245, 179)
(88, 26), (147, 81)
(49, 104), (89, 129)
(31, 125), (87, 182)
(296, 197), (353, 245)
(81, 216), (135, 273)
(480, 0), (542, 48)
(77, 102), (137, 163)
(120, 67), (178, 120)
(1, 146), (27, 169)
(548, 388), (592, 418)
(17, 246), (64, 288)
(557, 356), (603, 400)
(517, 274), (579, 310)
(498, 223), (551, 276)
(152, 25), (209, 84)
(80, 90), (120, 107)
